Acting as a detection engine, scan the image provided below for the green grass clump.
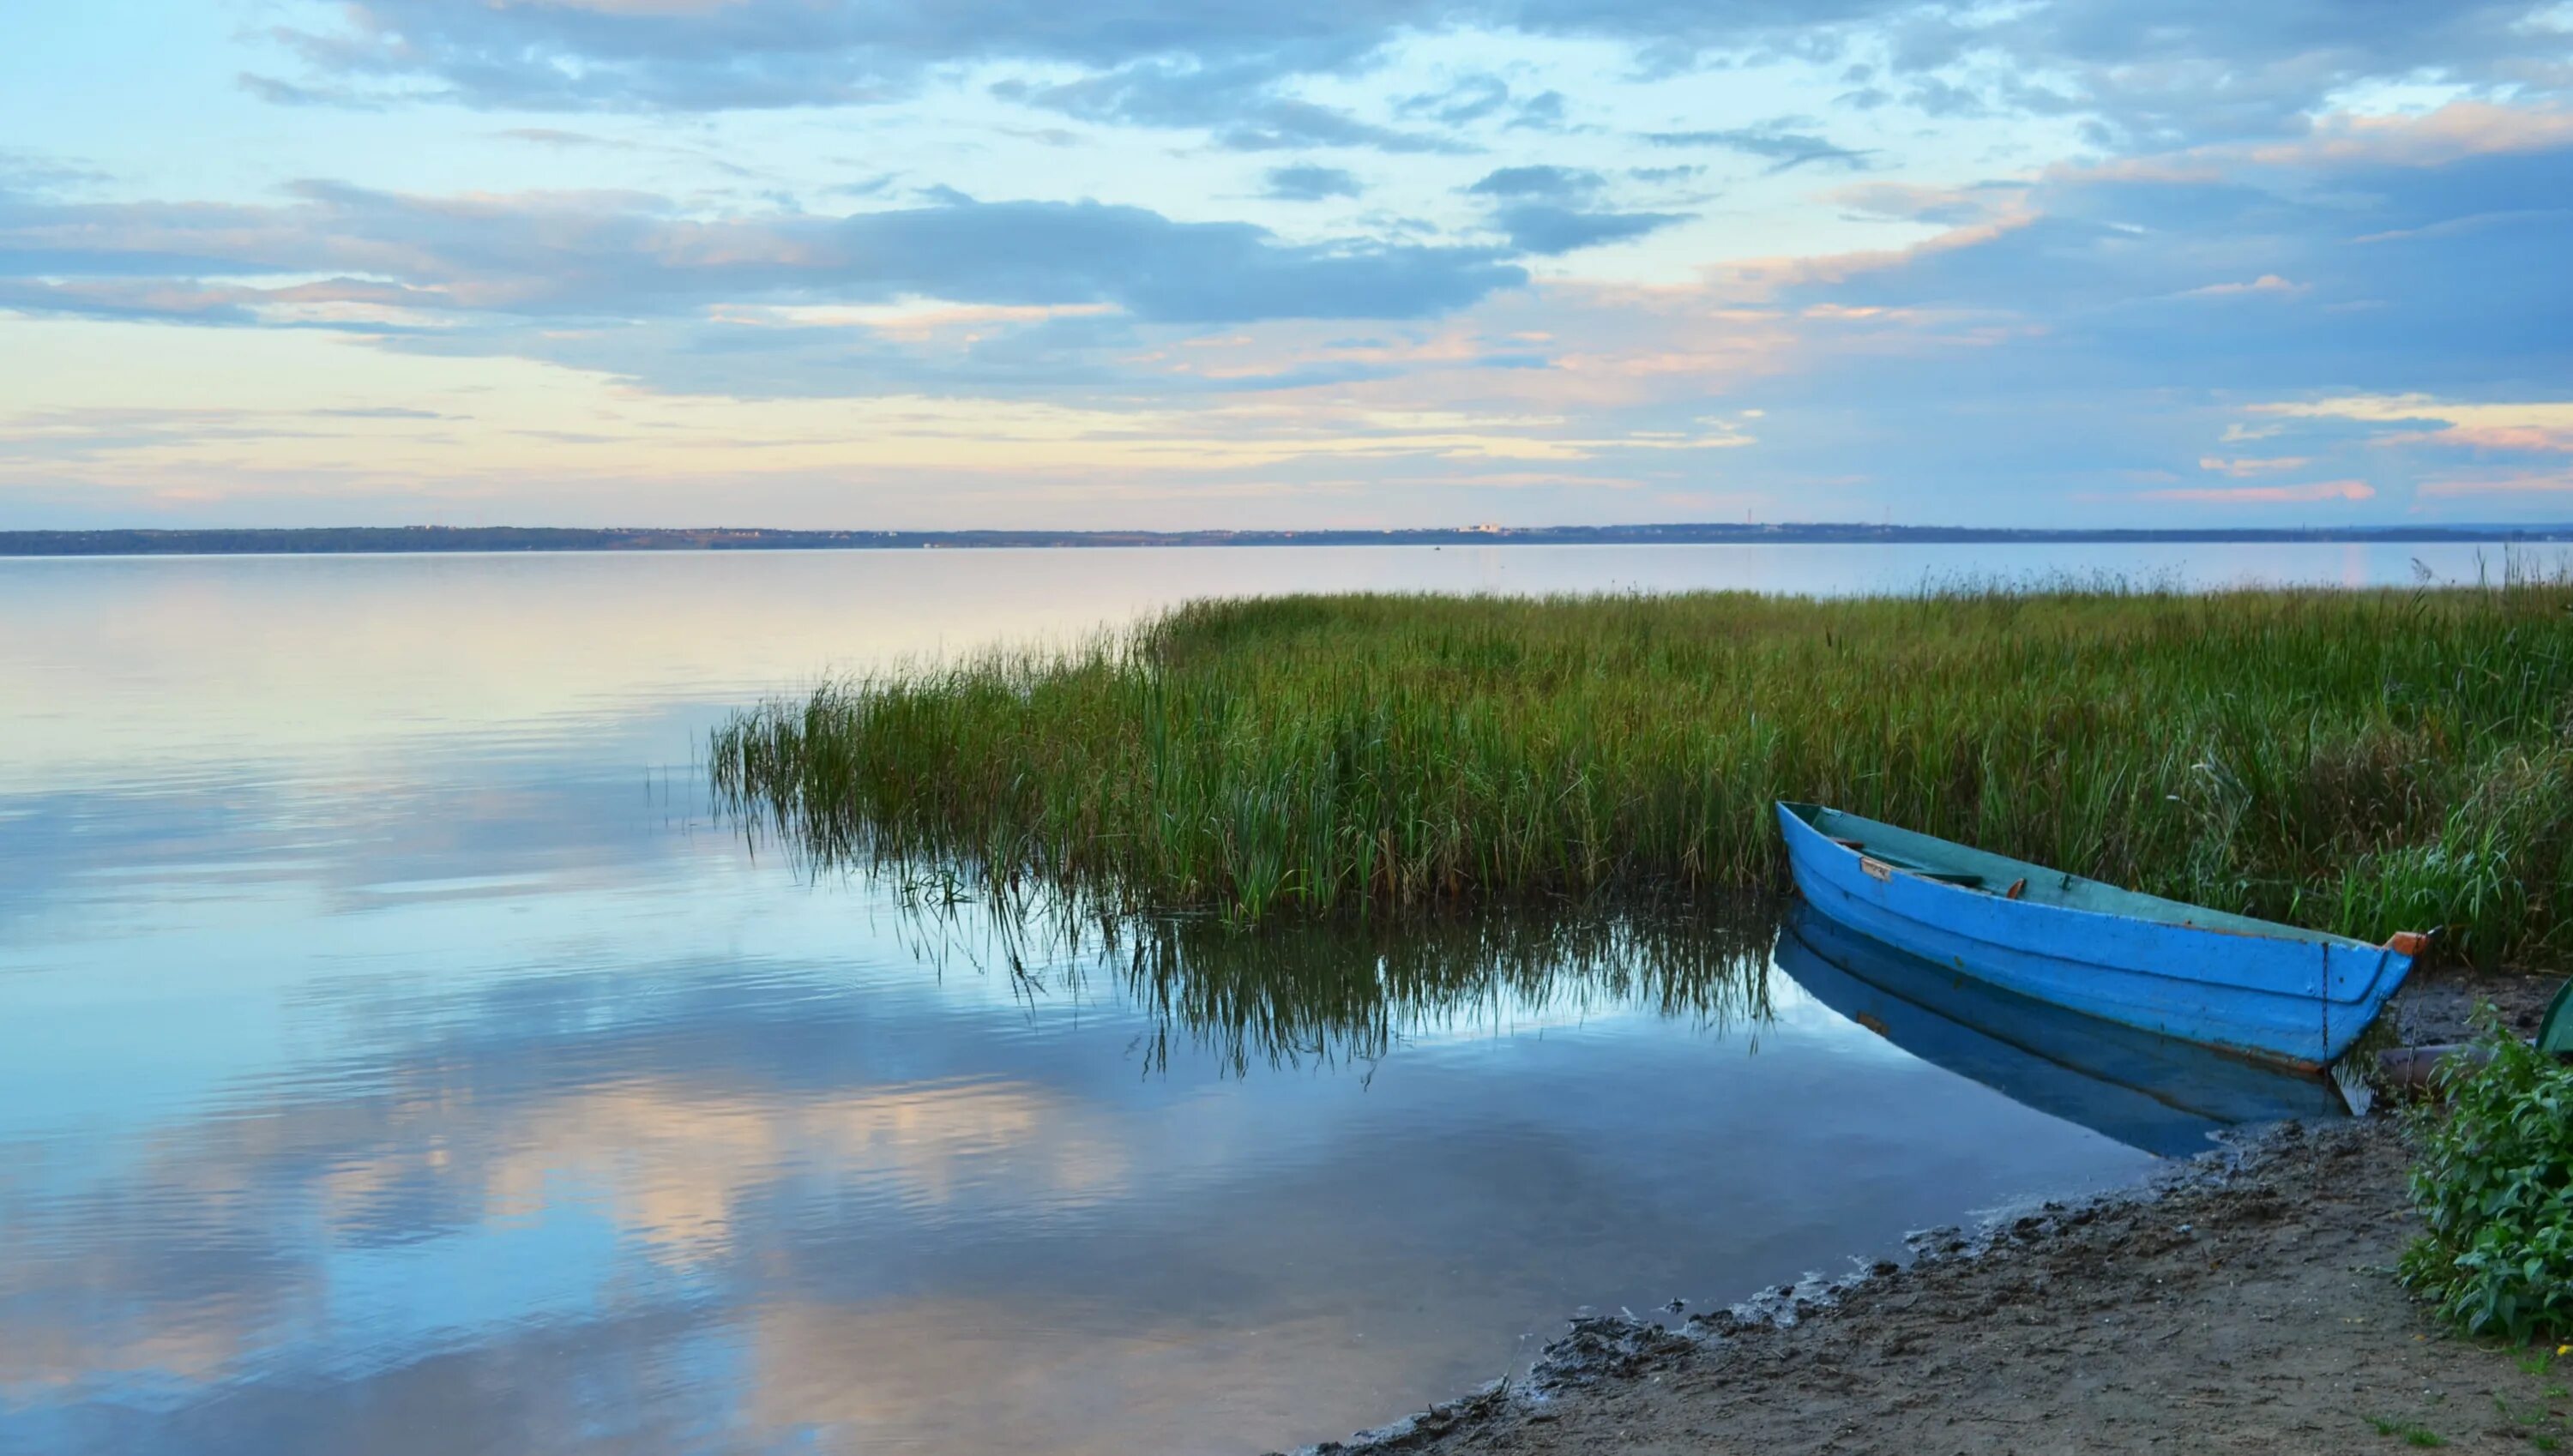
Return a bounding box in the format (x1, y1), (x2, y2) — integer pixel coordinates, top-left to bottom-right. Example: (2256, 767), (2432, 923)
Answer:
(713, 570), (2573, 953)
(2401, 1028), (2573, 1345)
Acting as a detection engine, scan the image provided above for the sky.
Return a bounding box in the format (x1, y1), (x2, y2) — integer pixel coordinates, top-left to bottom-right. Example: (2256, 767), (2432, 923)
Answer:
(3, 2), (2571, 530)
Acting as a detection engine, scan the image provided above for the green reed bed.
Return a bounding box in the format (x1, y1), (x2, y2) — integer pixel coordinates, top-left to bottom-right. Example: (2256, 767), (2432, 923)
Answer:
(712, 571), (2573, 959)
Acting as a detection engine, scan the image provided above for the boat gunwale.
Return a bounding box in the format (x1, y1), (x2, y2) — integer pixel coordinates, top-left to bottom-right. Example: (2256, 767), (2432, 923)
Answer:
(1775, 799), (2392, 954)
(1775, 798), (2419, 1068)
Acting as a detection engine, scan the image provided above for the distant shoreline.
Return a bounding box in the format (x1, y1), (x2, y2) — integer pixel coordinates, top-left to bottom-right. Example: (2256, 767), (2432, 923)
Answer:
(7, 523), (2573, 557)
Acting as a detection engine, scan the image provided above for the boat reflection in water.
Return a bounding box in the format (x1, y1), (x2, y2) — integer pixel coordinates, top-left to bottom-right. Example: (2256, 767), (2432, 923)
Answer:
(1775, 903), (2350, 1158)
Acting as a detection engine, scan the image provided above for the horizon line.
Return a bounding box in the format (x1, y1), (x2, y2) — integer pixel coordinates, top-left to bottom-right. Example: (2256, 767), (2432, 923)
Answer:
(8, 520), (2573, 560)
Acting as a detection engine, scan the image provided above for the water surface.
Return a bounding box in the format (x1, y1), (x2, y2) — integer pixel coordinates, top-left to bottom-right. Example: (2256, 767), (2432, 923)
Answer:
(0, 544), (2474, 1454)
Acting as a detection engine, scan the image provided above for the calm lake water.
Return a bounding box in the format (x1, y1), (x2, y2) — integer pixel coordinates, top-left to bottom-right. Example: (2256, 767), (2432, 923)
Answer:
(0, 543), (2514, 1455)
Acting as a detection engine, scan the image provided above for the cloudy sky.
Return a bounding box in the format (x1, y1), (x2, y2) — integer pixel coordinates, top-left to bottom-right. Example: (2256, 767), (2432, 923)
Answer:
(4, 1), (2571, 529)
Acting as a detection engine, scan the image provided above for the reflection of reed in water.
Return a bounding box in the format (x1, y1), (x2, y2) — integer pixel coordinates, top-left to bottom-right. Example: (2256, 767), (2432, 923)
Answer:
(876, 883), (1781, 1078)
(1110, 909), (1779, 1075)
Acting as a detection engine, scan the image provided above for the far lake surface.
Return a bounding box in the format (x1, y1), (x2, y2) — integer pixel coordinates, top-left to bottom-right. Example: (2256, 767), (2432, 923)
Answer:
(0, 543), (2530, 1455)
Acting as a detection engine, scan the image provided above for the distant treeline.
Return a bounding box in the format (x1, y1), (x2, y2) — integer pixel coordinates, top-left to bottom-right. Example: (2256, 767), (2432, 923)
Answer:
(8, 522), (2573, 557)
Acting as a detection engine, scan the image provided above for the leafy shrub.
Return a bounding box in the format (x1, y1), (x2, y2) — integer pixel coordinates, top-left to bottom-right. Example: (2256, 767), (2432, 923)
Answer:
(2401, 1026), (2573, 1344)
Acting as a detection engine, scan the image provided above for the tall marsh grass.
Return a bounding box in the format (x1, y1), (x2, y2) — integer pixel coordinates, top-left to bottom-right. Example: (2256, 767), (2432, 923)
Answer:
(713, 570), (2573, 959)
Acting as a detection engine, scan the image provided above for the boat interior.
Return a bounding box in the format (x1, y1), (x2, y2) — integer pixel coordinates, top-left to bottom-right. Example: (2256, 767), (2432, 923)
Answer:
(1780, 800), (2368, 948)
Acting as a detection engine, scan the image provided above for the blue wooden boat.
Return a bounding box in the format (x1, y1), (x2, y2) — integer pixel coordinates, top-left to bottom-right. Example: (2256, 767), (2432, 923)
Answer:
(1775, 904), (2349, 1157)
(1776, 801), (2421, 1070)
(2543, 980), (2573, 1058)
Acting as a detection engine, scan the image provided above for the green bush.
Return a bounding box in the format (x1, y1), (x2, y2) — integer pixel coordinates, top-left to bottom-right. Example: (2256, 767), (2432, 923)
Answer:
(2401, 1027), (2573, 1344)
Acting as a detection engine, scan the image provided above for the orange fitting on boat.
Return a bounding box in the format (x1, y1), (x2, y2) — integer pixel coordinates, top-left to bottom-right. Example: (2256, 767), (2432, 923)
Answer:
(2386, 930), (2429, 956)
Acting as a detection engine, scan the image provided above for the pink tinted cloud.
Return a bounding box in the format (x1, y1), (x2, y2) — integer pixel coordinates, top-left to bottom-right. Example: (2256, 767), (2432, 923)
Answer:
(2383, 424), (2573, 454)
(2256, 103), (2573, 169)
(2178, 274), (2303, 298)
(2143, 479), (2376, 503)
(2196, 455), (2312, 476)
(2046, 104), (2573, 195)
(2419, 472), (2573, 496)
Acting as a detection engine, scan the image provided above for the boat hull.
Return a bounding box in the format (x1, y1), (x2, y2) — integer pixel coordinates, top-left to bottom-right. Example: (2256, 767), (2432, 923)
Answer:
(1776, 802), (2414, 1069)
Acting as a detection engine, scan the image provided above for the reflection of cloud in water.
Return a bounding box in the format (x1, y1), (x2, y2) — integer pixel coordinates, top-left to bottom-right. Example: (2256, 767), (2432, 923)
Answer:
(0, 910), (1776, 1451)
(14, 1303), (738, 1456)
(0, 564), (2160, 1454)
(0, 1159), (306, 1397)
(0, 769), (722, 934)
(2, 1028), (1489, 1451)
(328, 1076), (1134, 1264)
(0, 1292), (267, 1395)
(0, 1063), (1134, 1433)
(0, 913), (2152, 1456)
(745, 1296), (1407, 1456)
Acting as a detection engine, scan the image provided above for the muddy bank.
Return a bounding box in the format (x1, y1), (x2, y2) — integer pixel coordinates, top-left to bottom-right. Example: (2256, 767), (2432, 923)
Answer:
(2393, 964), (2564, 1044)
(1290, 974), (2570, 1456)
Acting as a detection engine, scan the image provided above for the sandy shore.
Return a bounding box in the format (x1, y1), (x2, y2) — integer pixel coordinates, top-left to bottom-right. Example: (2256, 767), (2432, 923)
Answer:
(1287, 969), (2569, 1456)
